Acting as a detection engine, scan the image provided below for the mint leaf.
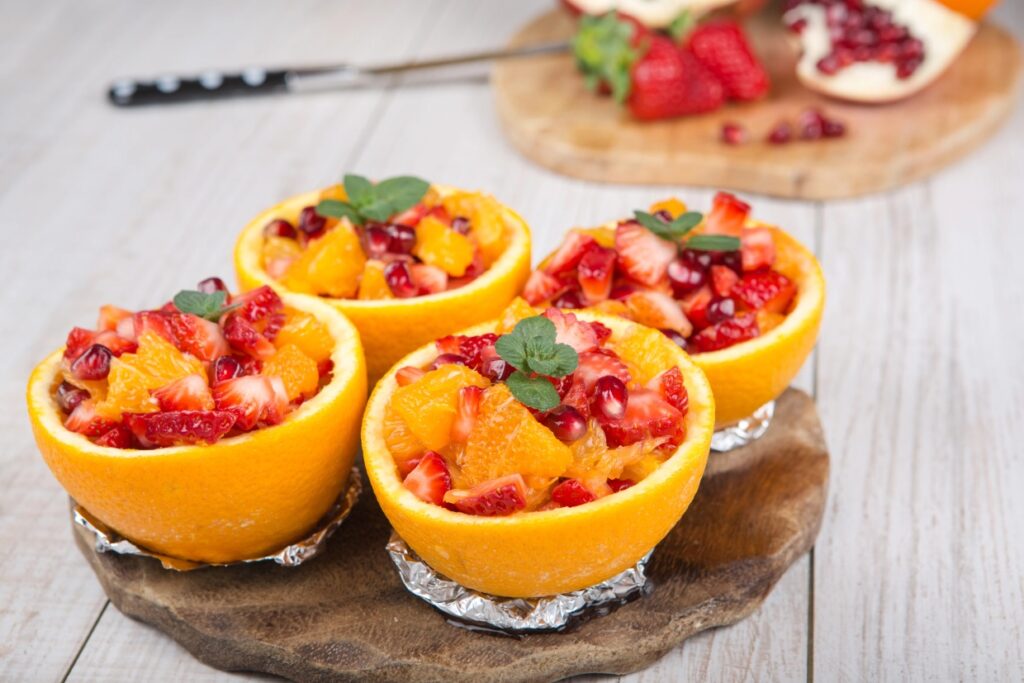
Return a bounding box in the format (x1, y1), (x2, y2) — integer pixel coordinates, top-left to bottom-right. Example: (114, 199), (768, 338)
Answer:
(527, 342), (578, 378)
(360, 176), (430, 222)
(494, 333), (528, 372)
(635, 210), (703, 240)
(506, 371), (561, 411)
(686, 234), (741, 252)
(173, 290), (235, 321)
(316, 199), (363, 225)
(343, 174), (374, 208)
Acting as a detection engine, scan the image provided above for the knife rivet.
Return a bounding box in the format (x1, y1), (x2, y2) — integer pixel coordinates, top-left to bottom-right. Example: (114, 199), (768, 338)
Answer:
(156, 76), (180, 93)
(242, 68), (267, 87)
(111, 80), (137, 99)
(199, 71), (224, 89)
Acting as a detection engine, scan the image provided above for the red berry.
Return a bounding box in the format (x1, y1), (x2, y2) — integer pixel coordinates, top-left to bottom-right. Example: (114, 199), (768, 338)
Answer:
(125, 410), (238, 447)
(575, 349), (632, 394)
(551, 479), (596, 508)
(615, 220), (677, 286)
(446, 474), (528, 516)
(628, 37), (725, 120)
(384, 224), (417, 254)
(608, 478), (635, 493)
(704, 192), (751, 237)
(223, 315), (276, 359)
(360, 225), (393, 259)
(543, 405), (587, 443)
(647, 366), (689, 416)
(297, 205), (326, 238)
(395, 366), (426, 386)
(71, 344), (112, 380)
(430, 353), (468, 370)
(721, 122), (749, 145)
(64, 327), (97, 362)
(592, 375), (628, 421)
(823, 117), (847, 138)
(95, 424), (134, 449)
(732, 270), (797, 313)
(523, 269), (569, 306)
(667, 259), (707, 297)
(233, 285), (283, 324)
(767, 121), (794, 145)
(599, 389), (684, 448)
(384, 261), (418, 298)
(706, 297), (736, 325)
(544, 308), (600, 354)
(711, 264), (740, 297)
(450, 216), (471, 235)
(402, 451), (452, 506)
(451, 386), (483, 442)
(687, 21), (770, 102)
(543, 231), (598, 276)
(691, 311), (760, 353)
(56, 381), (89, 414)
(263, 219), (297, 239)
(212, 375), (285, 431)
(481, 354), (513, 382)
(577, 246), (616, 304)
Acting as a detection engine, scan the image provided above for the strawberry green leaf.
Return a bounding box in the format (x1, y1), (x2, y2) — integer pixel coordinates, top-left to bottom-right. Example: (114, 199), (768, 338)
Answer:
(506, 371), (561, 412)
(686, 234), (742, 252)
(667, 11), (693, 42)
(316, 199), (364, 226)
(572, 13), (639, 104)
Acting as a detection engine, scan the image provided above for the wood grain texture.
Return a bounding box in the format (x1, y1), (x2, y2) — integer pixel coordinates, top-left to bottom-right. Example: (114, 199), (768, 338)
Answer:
(73, 389), (827, 683)
(493, 10), (1023, 199)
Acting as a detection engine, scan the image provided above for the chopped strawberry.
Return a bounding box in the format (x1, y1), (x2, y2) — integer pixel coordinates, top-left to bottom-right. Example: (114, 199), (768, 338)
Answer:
(608, 478), (635, 492)
(125, 410), (237, 447)
(444, 474), (528, 516)
(392, 203), (429, 227)
(92, 331), (137, 357)
(686, 21), (770, 102)
(402, 451), (452, 505)
(129, 311), (177, 344)
(680, 285), (714, 330)
(711, 265), (740, 297)
(599, 389), (684, 448)
(544, 308), (599, 354)
(410, 264), (448, 295)
(626, 290), (693, 336)
(94, 423), (134, 448)
(615, 221), (677, 286)
(424, 205), (452, 226)
(64, 401), (116, 437)
(233, 285), (283, 324)
(577, 246), (616, 304)
(434, 333), (498, 371)
(212, 375), (284, 430)
(740, 227), (776, 272)
(575, 349), (632, 393)
(97, 305), (132, 332)
(64, 327), (96, 361)
(732, 270), (796, 313)
(628, 37), (725, 120)
(590, 321), (612, 346)
(703, 192), (751, 237)
(523, 269), (568, 306)
(168, 313), (229, 361)
(396, 366), (426, 387)
(151, 373), (215, 412)
(646, 366), (689, 416)
(223, 315), (276, 360)
(544, 231), (598, 276)
(560, 377), (591, 419)
(690, 312), (760, 353)
(451, 386), (483, 442)
(551, 479), (597, 507)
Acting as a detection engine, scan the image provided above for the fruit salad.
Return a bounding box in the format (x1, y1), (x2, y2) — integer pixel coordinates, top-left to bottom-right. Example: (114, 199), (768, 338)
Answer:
(522, 193), (798, 355)
(385, 305), (691, 515)
(55, 279), (336, 449)
(259, 174), (511, 300)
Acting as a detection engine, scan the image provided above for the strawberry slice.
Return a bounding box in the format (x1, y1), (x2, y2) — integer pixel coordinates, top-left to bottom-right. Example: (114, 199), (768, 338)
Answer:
(575, 349), (632, 394)
(732, 270), (796, 313)
(223, 315), (276, 360)
(64, 327), (97, 361)
(151, 373), (215, 411)
(92, 331), (137, 357)
(64, 401), (117, 437)
(434, 333), (498, 371)
(615, 221), (677, 286)
(233, 285), (283, 324)
(451, 386), (483, 442)
(551, 479), (597, 507)
(680, 285), (714, 330)
(608, 478), (635, 492)
(590, 321), (612, 346)
(523, 269), (568, 306)
(690, 312), (760, 353)
(212, 375), (284, 430)
(599, 389), (684, 448)
(97, 305), (132, 332)
(169, 313), (229, 361)
(560, 376), (591, 419)
(577, 246), (616, 304)
(686, 21), (770, 102)
(444, 474), (528, 516)
(410, 263), (449, 295)
(646, 366), (689, 416)
(627, 36), (725, 120)
(392, 203), (429, 227)
(703, 192), (751, 237)
(123, 311), (177, 344)
(710, 265), (739, 298)
(94, 423), (134, 449)
(402, 451), (452, 505)
(543, 231), (598, 276)
(626, 290), (693, 337)
(544, 308), (599, 354)
(125, 410), (237, 447)
(740, 227), (776, 272)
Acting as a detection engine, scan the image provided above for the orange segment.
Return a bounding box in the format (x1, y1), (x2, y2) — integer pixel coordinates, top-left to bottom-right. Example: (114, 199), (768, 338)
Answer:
(496, 297), (539, 333)
(274, 309), (334, 363)
(282, 222), (365, 298)
(95, 332), (204, 420)
(383, 406), (424, 465)
(614, 324), (681, 385)
(935, 0), (996, 20)
(563, 420), (646, 492)
(460, 384), (572, 488)
(649, 197), (687, 218)
(262, 344), (319, 401)
(441, 191), (508, 265)
(357, 260), (393, 300)
(621, 454), (661, 483)
(318, 184), (348, 202)
(261, 236), (301, 278)
(413, 216), (474, 277)
(388, 364), (489, 452)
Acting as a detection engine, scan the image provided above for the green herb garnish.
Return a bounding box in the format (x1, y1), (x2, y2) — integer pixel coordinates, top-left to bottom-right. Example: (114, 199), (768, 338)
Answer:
(634, 209), (704, 240)
(685, 234), (742, 252)
(572, 13), (640, 104)
(315, 173), (430, 226)
(494, 316), (579, 411)
(172, 290), (239, 321)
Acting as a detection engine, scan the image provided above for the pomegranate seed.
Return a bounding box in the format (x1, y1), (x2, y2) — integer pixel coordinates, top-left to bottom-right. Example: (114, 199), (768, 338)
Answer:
(661, 328), (689, 351)
(714, 250), (743, 273)
(197, 276), (228, 294)
(706, 297), (736, 325)
(451, 216), (471, 235)
(788, 17), (807, 32)
(667, 259), (707, 297)
(384, 224), (416, 254)
(553, 289), (584, 309)
(71, 344), (112, 381)
(430, 353), (468, 370)
(592, 375), (628, 421)
(543, 405), (587, 443)
(816, 53), (841, 75)
(384, 261), (418, 298)
(297, 206), (326, 238)
(56, 381), (89, 413)
(721, 122), (748, 146)
(681, 248), (713, 270)
(263, 219), (297, 239)
(360, 225), (393, 259)
(802, 0), (924, 79)
(823, 118), (847, 138)
(799, 108), (826, 140)
(608, 478), (635, 492)
(212, 356), (243, 385)
(767, 121), (793, 145)
(653, 209), (674, 223)
(481, 356), (513, 382)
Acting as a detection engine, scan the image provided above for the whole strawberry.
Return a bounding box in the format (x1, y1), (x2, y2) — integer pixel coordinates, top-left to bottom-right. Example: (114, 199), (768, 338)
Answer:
(686, 20), (770, 101)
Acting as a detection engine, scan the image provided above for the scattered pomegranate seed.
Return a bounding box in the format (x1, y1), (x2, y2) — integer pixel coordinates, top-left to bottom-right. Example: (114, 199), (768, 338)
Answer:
(823, 118), (847, 138)
(212, 355), (243, 385)
(297, 205), (326, 238)
(608, 478), (635, 492)
(767, 121), (794, 144)
(197, 276), (228, 295)
(667, 259), (707, 298)
(799, 108), (826, 140)
(706, 297), (736, 325)
(481, 356), (513, 382)
(56, 381), (89, 413)
(360, 225), (393, 259)
(721, 122), (749, 145)
(71, 344), (113, 381)
(681, 248), (713, 270)
(660, 329), (689, 351)
(592, 375), (628, 421)
(430, 353), (468, 370)
(384, 224), (416, 254)
(263, 219), (297, 239)
(384, 261), (418, 298)
(543, 405), (587, 443)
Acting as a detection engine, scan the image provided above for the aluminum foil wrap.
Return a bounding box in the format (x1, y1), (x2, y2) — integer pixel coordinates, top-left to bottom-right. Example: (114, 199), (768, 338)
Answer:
(386, 533), (652, 634)
(72, 468), (361, 571)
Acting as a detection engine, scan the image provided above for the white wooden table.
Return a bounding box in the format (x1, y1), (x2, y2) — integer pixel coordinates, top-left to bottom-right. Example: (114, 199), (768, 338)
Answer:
(2, 1), (1022, 681)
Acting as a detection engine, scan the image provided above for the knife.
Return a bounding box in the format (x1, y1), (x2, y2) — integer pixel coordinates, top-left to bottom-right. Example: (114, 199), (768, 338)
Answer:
(108, 41), (571, 107)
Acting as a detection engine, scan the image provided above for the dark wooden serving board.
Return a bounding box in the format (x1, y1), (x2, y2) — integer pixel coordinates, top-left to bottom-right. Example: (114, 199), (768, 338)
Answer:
(75, 387), (829, 683)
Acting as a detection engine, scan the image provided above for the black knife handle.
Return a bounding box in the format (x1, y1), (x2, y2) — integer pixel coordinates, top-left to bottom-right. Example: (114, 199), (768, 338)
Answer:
(108, 68), (291, 107)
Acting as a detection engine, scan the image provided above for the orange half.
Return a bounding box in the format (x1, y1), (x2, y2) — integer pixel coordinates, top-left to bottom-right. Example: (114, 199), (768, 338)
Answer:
(235, 186), (532, 384)
(362, 312), (714, 598)
(26, 293), (367, 564)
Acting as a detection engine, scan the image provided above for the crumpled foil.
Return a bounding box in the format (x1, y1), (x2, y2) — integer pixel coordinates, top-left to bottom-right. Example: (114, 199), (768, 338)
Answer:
(386, 533), (652, 634)
(72, 468), (361, 571)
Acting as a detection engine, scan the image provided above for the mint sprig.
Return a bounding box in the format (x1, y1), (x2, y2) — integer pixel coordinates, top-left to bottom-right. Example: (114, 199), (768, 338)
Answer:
(634, 209), (704, 240)
(685, 234), (742, 252)
(315, 173), (429, 226)
(572, 13), (640, 104)
(494, 316), (579, 411)
(173, 290), (239, 321)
